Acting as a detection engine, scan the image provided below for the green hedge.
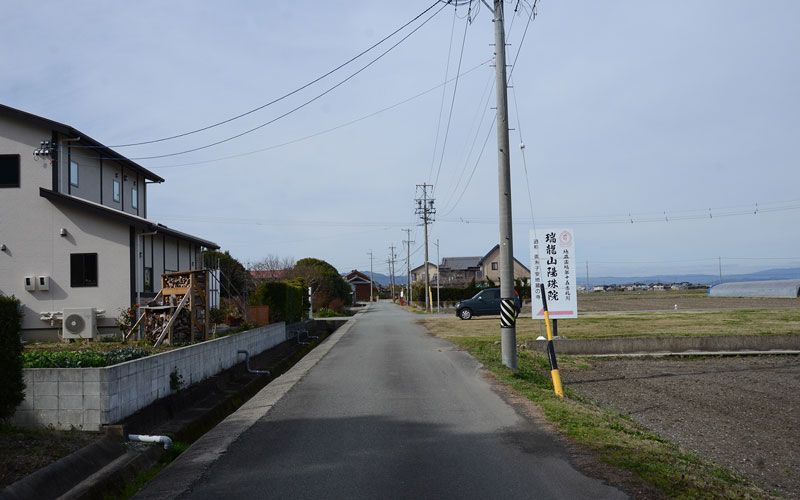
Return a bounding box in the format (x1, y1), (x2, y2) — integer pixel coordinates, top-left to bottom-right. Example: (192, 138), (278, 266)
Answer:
(250, 281), (303, 324)
(0, 296), (25, 419)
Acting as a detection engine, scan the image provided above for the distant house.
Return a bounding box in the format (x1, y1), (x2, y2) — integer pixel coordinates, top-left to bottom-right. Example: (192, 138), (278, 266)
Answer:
(478, 244), (530, 284)
(344, 270), (373, 302)
(438, 245), (531, 287)
(0, 104), (218, 341)
(410, 262), (438, 284)
(438, 256), (483, 286)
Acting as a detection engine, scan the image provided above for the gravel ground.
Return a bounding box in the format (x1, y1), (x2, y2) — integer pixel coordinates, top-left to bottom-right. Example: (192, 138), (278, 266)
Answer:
(561, 355), (800, 499)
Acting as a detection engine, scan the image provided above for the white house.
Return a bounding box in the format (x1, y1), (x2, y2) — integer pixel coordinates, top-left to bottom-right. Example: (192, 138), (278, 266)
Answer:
(0, 104), (218, 341)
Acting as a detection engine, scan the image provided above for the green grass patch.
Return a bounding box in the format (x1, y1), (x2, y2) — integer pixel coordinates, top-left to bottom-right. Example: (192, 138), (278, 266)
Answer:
(450, 338), (771, 499)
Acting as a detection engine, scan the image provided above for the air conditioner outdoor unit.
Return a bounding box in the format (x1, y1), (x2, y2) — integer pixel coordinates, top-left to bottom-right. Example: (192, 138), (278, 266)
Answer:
(62, 308), (98, 339)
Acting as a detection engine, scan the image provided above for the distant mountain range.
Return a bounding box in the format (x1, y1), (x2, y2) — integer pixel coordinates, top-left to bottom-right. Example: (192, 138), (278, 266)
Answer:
(579, 267), (800, 287)
(343, 267), (800, 288)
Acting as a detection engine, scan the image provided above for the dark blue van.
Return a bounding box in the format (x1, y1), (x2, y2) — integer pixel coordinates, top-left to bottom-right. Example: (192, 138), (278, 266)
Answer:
(455, 288), (521, 320)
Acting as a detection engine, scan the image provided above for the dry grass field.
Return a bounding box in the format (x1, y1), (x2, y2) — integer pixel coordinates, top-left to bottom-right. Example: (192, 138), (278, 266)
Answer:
(420, 289), (800, 341)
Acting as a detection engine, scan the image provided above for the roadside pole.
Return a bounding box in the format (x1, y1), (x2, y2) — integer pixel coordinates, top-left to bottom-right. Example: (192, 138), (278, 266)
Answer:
(435, 238), (440, 313)
(367, 251), (373, 302)
(493, 0), (517, 369)
(540, 283), (564, 397)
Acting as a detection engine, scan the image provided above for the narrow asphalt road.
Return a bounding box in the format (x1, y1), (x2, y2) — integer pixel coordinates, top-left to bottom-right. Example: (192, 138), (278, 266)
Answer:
(182, 303), (626, 499)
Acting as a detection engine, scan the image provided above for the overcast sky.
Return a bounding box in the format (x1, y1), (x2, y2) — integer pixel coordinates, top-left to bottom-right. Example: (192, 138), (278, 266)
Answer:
(3, 0), (799, 278)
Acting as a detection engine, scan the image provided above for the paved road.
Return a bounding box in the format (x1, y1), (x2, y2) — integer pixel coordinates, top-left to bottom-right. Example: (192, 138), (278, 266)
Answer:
(183, 303), (626, 499)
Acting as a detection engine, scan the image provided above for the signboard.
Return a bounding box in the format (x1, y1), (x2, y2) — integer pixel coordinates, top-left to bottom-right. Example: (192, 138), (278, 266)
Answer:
(530, 229), (578, 319)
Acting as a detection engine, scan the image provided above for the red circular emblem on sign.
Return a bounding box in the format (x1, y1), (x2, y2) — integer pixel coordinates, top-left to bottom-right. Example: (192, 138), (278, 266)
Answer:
(559, 231), (573, 247)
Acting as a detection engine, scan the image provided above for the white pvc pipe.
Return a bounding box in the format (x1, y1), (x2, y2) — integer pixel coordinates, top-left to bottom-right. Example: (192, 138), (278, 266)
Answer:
(128, 434), (173, 450)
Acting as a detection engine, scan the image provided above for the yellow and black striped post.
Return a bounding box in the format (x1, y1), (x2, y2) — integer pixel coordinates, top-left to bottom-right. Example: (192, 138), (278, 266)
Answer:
(500, 298), (516, 328)
(539, 283), (564, 397)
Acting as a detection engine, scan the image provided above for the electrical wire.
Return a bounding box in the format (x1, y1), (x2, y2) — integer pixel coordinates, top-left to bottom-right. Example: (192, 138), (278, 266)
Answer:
(140, 61), (490, 170)
(67, 2), (447, 162)
(427, 4), (459, 186)
(432, 1), (472, 190)
(438, 198), (800, 226)
(439, 0), (537, 216)
(84, 1), (445, 149)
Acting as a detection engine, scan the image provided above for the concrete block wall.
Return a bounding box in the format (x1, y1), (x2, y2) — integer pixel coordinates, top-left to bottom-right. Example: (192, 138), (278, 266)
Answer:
(13, 323), (286, 431)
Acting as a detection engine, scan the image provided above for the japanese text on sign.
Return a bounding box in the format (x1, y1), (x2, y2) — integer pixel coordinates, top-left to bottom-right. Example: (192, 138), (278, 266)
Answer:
(530, 229), (578, 319)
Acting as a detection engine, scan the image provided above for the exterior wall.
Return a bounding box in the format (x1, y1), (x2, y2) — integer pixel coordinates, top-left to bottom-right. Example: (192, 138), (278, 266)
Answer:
(480, 247), (530, 283)
(410, 264), (438, 283)
(12, 323), (287, 431)
(438, 268), (481, 286)
(1, 111), (211, 339)
(164, 236), (179, 272)
(0, 115), (131, 339)
(101, 160), (123, 210)
(67, 149), (102, 203)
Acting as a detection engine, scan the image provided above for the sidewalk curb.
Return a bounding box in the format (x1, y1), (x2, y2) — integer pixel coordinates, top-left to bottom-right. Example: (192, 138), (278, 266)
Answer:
(130, 307), (367, 500)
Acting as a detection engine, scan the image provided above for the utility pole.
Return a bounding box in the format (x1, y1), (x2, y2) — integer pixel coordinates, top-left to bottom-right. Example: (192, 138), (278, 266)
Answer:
(415, 183), (435, 312)
(493, 0), (517, 369)
(718, 256), (723, 284)
(586, 261), (590, 292)
(367, 251), (374, 302)
(389, 244), (397, 302)
(435, 238), (440, 313)
(403, 229), (414, 307)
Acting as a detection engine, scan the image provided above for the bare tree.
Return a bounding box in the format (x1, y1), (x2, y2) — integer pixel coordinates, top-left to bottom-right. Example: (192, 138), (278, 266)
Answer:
(248, 254), (296, 283)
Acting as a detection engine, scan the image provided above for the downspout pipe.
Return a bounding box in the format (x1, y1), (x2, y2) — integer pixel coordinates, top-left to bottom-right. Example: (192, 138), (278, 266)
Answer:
(128, 434), (173, 450)
(238, 350), (270, 375)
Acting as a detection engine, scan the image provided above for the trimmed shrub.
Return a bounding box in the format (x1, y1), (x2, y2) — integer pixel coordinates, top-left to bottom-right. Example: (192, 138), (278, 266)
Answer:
(0, 296), (25, 419)
(250, 281), (303, 324)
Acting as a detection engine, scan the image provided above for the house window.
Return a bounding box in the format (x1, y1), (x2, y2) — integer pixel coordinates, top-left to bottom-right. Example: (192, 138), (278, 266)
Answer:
(0, 154), (21, 188)
(491, 262), (498, 270)
(70, 161), (79, 187)
(144, 267), (153, 292)
(70, 253), (98, 287)
(131, 186), (138, 209)
(113, 180), (120, 202)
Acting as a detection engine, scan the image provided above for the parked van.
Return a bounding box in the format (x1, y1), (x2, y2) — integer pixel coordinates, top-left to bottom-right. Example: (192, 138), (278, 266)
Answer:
(455, 288), (521, 320)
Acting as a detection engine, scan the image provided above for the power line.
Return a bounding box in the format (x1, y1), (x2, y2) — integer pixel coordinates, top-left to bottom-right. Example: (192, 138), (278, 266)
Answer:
(432, 1), (472, 189)
(438, 0), (536, 215)
(77, 1), (445, 149)
(143, 62), (490, 170)
(427, 5), (458, 185)
(66, 3), (447, 162)
(439, 197), (800, 225)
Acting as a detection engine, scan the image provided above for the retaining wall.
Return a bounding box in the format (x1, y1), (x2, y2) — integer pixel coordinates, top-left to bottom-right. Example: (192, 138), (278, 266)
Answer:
(525, 334), (800, 355)
(12, 323), (286, 431)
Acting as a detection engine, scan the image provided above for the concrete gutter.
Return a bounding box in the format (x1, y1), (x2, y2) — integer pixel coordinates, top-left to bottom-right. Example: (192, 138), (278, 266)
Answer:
(524, 334), (800, 356)
(0, 437), (125, 500)
(130, 306), (367, 500)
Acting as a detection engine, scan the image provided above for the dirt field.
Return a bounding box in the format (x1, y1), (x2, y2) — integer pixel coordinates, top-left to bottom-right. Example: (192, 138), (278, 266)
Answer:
(561, 355), (800, 499)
